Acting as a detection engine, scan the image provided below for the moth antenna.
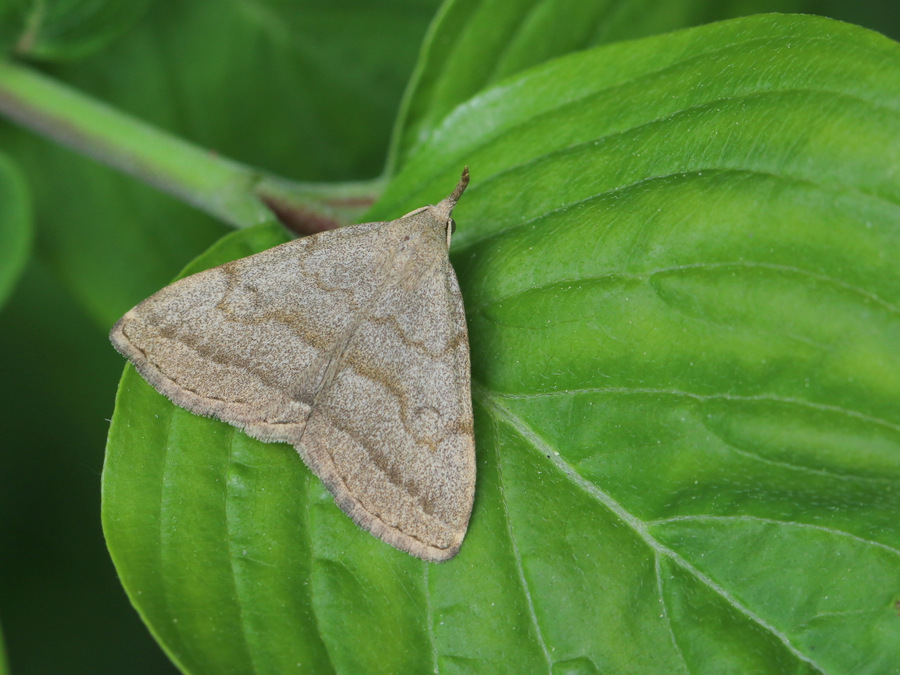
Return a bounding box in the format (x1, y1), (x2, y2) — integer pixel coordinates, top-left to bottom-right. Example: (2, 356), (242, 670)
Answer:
(449, 166), (470, 205)
(435, 167), (470, 223)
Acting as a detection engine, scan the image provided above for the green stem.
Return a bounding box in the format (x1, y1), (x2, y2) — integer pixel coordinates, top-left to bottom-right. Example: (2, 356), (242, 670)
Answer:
(0, 59), (381, 231)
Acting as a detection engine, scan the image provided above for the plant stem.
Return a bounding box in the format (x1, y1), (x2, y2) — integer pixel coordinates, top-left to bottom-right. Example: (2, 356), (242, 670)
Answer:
(0, 59), (380, 232)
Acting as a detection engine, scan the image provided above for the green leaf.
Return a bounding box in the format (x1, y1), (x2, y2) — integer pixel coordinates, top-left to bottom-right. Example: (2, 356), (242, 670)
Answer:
(0, 152), (31, 311)
(0, 619), (7, 675)
(388, 0), (818, 170)
(104, 14), (900, 673)
(0, 0), (152, 61)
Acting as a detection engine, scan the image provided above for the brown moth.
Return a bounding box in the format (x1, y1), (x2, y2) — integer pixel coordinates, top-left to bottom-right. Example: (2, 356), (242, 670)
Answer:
(110, 170), (474, 562)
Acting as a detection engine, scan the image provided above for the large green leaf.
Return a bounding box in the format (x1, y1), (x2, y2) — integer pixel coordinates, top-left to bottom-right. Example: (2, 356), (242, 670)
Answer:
(0, 153), (30, 311)
(104, 14), (900, 673)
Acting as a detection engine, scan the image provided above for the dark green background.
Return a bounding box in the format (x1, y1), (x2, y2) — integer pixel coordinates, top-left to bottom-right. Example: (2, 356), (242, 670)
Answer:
(1, 1), (898, 673)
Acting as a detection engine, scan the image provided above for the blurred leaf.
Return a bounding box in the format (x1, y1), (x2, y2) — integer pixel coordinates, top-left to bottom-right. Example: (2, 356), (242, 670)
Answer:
(104, 14), (900, 673)
(0, 260), (178, 674)
(811, 0), (900, 42)
(0, 620), (7, 675)
(0, 0), (441, 329)
(0, 0), (152, 61)
(0, 153), (30, 310)
(389, 0), (820, 170)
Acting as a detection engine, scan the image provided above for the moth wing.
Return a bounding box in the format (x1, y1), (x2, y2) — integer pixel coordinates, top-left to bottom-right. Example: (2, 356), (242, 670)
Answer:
(296, 243), (475, 561)
(110, 220), (397, 445)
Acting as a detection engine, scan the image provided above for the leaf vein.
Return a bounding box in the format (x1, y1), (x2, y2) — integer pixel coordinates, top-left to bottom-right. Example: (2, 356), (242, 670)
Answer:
(654, 555), (690, 673)
(301, 473), (338, 674)
(223, 431), (258, 673)
(455, 163), (900, 258)
(472, 259), (900, 320)
(646, 515), (900, 558)
(493, 433), (554, 671)
(491, 387), (900, 435)
(423, 565), (439, 674)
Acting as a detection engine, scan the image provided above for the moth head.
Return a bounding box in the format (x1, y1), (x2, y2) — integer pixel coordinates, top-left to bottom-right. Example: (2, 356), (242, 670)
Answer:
(398, 168), (469, 249)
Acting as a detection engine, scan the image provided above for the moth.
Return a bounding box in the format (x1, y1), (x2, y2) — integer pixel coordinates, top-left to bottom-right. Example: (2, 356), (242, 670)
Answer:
(111, 170), (475, 562)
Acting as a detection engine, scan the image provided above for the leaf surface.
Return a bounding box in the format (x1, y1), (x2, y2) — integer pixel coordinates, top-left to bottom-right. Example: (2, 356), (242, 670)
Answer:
(104, 15), (900, 674)
(0, 153), (30, 310)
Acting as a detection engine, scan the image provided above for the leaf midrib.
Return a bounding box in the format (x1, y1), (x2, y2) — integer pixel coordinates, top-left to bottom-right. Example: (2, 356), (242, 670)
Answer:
(486, 387), (900, 440)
